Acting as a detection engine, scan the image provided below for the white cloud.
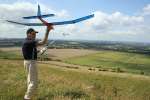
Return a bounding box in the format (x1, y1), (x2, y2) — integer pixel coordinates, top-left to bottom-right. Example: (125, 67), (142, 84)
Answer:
(68, 6), (149, 42)
(0, 1), (70, 38)
(143, 4), (150, 15)
(51, 4), (150, 42)
(0, 1), (150, 42)
(0, 2), (36, 20)
(56, 10), (70, 18)
(85, 11), (144, 34)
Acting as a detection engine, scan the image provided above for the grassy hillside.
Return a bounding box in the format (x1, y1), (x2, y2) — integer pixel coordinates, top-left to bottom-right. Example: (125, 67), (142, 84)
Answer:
(0, 49), (22, 60)
(1, 49), (150, 75)
(64, 50), (150, 75)
(0, 59), (150, 100)
(0, 48), (150, 99)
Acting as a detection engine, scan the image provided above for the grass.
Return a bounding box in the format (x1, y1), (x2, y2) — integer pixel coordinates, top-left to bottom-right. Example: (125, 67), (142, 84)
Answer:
(0, 59), (150, 100)
(64, 50), (150, 75)
(2, 48), (150, 75)
(0, 49), (150, 99)
(0, 50), (22, 60)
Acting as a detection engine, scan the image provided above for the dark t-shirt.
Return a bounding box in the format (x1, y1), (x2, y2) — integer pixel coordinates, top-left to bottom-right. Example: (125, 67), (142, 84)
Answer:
(22, 38), (38, 60)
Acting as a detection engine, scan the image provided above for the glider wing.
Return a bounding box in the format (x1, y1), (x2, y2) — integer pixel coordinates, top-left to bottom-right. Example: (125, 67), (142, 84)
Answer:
(6, 14), (94, 26)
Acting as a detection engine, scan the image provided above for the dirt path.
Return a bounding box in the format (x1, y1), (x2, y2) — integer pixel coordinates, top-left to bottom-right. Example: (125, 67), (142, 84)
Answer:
(39, 61), (150, 80)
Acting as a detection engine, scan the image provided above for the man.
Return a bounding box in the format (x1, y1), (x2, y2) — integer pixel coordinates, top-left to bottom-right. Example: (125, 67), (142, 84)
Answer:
(22, 25), (53, 100)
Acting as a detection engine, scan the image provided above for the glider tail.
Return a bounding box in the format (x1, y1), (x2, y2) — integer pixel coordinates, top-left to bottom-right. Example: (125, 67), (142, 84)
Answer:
(23, 4), (55, 19)
(37, 4), (41, 16)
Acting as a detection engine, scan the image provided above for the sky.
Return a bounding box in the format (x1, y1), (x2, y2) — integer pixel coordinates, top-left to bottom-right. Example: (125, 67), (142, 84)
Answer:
(0, 0), (150, 43)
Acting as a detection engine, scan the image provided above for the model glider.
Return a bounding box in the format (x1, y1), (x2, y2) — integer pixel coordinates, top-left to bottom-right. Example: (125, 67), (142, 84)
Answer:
(6, 5), (94, 26)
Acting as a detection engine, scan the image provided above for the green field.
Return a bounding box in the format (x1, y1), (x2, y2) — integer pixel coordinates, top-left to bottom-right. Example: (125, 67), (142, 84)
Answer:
(0, 49), (150, 100)
(0, 50), (22, 60)
(0, 59), (150, 100)
(64, 51), (150, 75)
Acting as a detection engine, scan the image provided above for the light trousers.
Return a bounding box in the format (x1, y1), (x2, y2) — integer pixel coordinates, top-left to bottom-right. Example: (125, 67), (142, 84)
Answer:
(24, 60), (38, 99)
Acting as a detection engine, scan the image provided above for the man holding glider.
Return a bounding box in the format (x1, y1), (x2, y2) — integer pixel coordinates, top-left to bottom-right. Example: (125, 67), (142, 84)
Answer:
(8, 4), (94, 100)
(22, 24), (53, 100)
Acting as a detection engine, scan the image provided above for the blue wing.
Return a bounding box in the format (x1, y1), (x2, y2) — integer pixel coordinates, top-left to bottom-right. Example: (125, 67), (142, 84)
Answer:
(23, 14), (55, 19)
(52, 14), (94, 25)
(6, 20), (29, 25)
(6, 14), (94, 26)
(23, 5), (55, 19)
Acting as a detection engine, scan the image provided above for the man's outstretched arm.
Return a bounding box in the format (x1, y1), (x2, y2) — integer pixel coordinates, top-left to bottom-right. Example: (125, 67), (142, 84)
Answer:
(37, 25), (53, 46)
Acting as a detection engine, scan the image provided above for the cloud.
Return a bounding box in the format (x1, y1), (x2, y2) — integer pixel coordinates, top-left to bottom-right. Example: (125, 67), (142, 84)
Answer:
(143, 4), (150, 15)
(0, 1), (70, 38)
(0, 1), (150, 42)
(0, 2), (36, 20)
(56, 9), (70, 18)
(85, 11), (144, 34)
(68, 5), (149, 42)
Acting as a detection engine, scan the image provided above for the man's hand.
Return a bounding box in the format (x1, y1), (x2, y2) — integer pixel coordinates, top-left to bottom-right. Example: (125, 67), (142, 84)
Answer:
(37, 24), (54, 46)
(47, 24), (53, 32)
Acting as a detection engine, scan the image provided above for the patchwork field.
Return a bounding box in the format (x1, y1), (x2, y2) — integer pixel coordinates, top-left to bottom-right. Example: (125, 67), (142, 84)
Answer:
(0, 48), (150, 100)
(63, 50), (150, 76)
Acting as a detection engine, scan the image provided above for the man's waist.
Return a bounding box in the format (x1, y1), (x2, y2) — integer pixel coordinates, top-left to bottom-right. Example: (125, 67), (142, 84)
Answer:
(24, 59), (37, 62)
(24, 58), (37, 60)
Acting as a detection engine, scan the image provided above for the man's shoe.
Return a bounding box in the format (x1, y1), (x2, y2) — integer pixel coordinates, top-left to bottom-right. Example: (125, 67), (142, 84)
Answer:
(24, 95), (31, 100)
(24, 98), (30, 100)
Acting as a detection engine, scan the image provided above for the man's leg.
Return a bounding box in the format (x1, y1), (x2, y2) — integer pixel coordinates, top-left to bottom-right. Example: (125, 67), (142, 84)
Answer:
(24, 60), (38, 99)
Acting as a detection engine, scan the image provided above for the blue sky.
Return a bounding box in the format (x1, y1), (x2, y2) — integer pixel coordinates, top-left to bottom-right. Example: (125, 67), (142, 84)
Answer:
(1, 0), (150, 16)
(0, 0), (150, 43)
(42, 0), (150, 14)
(20, 0), (150, 14)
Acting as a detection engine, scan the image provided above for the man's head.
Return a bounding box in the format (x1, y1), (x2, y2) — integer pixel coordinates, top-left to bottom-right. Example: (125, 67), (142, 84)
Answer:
(26, 28), (38, 40)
